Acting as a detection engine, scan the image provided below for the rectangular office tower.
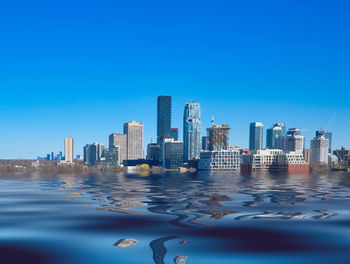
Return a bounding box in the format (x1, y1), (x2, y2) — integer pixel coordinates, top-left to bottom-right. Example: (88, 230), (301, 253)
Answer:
(64, 136), (73, 163)
(163, 139), (184, 169)
(249, 122), (264, 152)
(310, 132), (329, 164)
(157, 96), (171, 142)
(109, 133), (127, 163)
(266, 123), (286, 149)
(316, 131), (332, 153)
(183, 102), (202, 161)
(124, 121), (144, 160)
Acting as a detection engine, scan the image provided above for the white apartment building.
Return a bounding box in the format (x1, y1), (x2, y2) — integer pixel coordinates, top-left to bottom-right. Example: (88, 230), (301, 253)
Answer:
(198, 149), (240, 171)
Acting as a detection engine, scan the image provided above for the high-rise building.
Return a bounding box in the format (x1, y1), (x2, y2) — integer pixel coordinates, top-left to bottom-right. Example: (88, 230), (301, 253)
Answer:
(202, 136), (209, 150)
(83, 143), (104, 166)
(147, 143), (160, 162)
(157, 95), (171, 142)
(310, 133), (329, 164)
(64, 136), (73, 163)
(207, 124), (230, 151)
(109, 133), (127, 163)
(170, 128), (179, 141)
(164, 139), (184, 169)
(106, 146), (120, 167)
(249, 122), (264, 152)
(284, 128), (304, 154)
(316, 131), (332, 153)
(266, 123), (285, 149)
(183, 102), (202, 161)
(124, 121), (143, 160)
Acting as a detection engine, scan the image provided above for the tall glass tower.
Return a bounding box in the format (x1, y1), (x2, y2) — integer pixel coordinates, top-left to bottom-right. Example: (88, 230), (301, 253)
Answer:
(183, 102), (202, 161)
(157, 96), (171, 142)
(266, 123), (286, 149)
(249, 122), (264, 152)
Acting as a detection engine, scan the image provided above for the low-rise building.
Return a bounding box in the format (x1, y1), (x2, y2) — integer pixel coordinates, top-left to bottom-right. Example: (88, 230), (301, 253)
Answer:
(198, 148), (240, 171)
(241, 149), (309, 174)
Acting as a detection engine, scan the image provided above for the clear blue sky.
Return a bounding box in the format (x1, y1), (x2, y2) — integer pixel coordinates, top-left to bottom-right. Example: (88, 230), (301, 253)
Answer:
(1, 0), (349, 159)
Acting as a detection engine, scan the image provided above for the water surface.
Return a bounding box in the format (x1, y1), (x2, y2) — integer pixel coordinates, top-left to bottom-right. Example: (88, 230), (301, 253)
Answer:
(1, 171), (350, 263)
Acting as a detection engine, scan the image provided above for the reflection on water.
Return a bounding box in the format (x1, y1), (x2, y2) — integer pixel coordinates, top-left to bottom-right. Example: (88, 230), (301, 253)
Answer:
(1, 171), (350, 263)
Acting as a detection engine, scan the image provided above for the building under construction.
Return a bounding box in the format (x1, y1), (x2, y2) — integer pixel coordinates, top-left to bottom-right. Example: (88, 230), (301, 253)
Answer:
(207, 124), (230, 151)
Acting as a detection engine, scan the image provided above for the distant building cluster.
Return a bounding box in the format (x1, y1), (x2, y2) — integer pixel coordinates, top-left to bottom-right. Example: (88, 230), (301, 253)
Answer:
(38, 96), (348, 172)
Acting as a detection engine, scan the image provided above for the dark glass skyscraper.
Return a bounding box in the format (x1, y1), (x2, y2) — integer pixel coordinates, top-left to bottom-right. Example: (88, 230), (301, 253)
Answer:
(266, 123), (286, 149)
(157, 96), (171, 142)
(249, 122), (264, 152)
(170, 128), (179, 141)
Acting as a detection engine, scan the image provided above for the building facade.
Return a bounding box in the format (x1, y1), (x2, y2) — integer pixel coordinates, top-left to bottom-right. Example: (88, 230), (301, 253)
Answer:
(170, 128), (178, 141)
(146, 143), (160, 162)
(310, 133), (329, 164)
(164, 140), (184, 169)
(84, 143), (104, 166)
(316, 131), (332, 153)
(157, 95), (171, 142)
(202, 136), (209, 150)
(284, 128), (304, 154)
(64, 136), (73, 163)
(249, 122), (264, 152)
(303, 149), (311, 163)
(109, 133), (127, 163)
(333, 147), (350, 165)
(183, 102), (202, 161)
(241, 149), (309, 174)
(198, 149), (240, 171)
(123, 121), (144, 160)
(207, 124), (230, 151)
(266, 123), (285, 149)
(106, 146), (120, 167)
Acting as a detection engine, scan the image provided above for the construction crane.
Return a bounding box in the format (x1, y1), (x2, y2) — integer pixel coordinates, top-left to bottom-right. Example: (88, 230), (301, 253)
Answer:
(321, 112), (336, 132)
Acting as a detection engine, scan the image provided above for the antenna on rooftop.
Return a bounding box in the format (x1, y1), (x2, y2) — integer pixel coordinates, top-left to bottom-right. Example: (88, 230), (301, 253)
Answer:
(211, 116), (215, 126)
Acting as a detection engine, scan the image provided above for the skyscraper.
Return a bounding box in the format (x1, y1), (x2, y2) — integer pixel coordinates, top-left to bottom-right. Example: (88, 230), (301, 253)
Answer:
(207, 124), (230, 151)
(183, 102), (202, 161)
(164, 139), (184, 169)
(124, 121), (143, 160)
(316, 131), (332, 153)
(249, 122), (264, 152)
(83, 143), (104, 166)
(170, 128), (179, 141)
(64, 136), (73, 163)
(109, 133), (127, 163)
(310, 133), (329, 164)
(202, 136), (209, 150)
(284, 128), (304, 154)
(157, 96), (171, 142)
(266, 123), (285, 149)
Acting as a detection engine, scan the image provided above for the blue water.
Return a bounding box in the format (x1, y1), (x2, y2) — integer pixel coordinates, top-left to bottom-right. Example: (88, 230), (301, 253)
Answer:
(1, 171), (350, 263)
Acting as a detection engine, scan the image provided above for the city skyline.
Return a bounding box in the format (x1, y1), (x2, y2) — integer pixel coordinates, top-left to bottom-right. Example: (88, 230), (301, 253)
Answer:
(1, 0), (350, 159)
(5, 95), (350, 159)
